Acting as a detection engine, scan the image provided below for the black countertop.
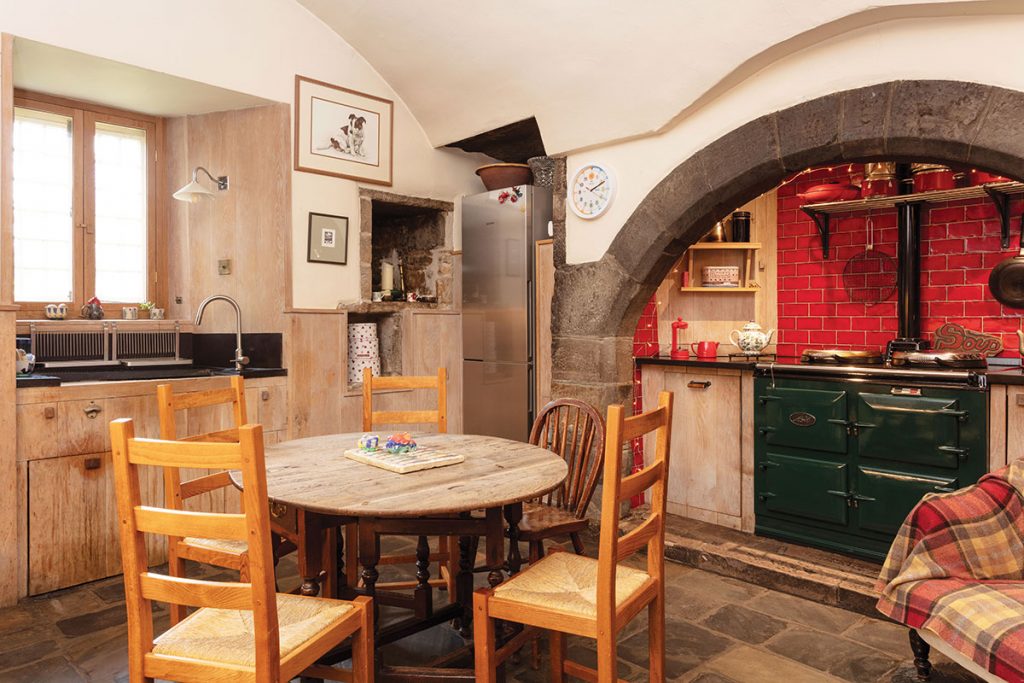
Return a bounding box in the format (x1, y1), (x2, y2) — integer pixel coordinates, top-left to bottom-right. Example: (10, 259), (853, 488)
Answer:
(635, 354), (1024, 385)
(16, 366), (287, 388)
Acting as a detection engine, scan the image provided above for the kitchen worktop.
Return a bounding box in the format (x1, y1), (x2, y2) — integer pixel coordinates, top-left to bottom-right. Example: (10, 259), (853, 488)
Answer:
(636, 354), (1024, 384)
(16, 365), (287, 387)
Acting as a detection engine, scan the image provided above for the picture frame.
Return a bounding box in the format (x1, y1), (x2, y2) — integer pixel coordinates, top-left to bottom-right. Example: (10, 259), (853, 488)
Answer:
(307, 212), (349, 265)
(294, 75), (394, 186)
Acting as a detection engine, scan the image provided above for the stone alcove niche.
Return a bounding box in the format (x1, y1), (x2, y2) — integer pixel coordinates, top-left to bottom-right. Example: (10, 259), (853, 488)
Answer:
(346, 189), (454, 382)
(549, 80), (1024, 409)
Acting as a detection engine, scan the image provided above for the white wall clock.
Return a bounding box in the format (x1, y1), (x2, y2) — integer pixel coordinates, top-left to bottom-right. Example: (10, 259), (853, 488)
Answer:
(570, 162), (615, 219)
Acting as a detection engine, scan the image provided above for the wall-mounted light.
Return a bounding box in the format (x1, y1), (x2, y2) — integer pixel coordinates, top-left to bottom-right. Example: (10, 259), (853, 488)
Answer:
(172, 166), (229, 203)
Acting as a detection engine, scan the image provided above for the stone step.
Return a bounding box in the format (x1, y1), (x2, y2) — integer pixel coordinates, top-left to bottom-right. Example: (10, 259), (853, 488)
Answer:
(655, 514), (883, 618)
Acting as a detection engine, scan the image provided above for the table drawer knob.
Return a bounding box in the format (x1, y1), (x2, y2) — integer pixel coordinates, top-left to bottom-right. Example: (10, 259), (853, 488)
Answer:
(43, 406), (56, 420)
(261, 390), (270, 401)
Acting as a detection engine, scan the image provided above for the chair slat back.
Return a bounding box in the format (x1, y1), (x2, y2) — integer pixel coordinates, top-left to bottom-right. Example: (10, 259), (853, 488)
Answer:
(529, 399), (605, 518)
(362, 367), (447, 433)
(595, 391), (673, 631)
(157, 377), (247, 511)
(110, 418), (280, 680)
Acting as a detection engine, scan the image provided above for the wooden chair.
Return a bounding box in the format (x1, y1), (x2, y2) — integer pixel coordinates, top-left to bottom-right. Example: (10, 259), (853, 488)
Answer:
(356, 366), (456, 596)
(473, 390), (674, 683)
(523, 398), (606, 563)
(110, 418), (374, 683)
(158, 377), (297, 624)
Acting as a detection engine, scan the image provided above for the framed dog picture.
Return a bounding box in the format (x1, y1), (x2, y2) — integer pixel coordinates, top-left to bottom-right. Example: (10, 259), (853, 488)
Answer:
(307, 212), (349, 265)
(295, 75), (393, 185)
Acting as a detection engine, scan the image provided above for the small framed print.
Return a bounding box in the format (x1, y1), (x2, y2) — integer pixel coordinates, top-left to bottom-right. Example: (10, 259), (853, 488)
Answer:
(307, 212), (349, 265)
(295, 75), (394, 185)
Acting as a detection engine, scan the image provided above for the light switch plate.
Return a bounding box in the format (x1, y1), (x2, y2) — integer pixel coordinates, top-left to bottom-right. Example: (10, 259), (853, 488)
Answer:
(218, 259), (232, 275)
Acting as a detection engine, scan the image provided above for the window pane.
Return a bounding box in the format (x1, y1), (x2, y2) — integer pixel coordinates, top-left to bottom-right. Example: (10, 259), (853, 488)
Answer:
(94, 122), (147, 303)
(13, 108), (74, 302)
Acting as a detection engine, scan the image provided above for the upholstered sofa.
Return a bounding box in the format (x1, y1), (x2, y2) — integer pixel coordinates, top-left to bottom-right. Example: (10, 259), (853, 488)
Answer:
(877, 458), (1024, 682)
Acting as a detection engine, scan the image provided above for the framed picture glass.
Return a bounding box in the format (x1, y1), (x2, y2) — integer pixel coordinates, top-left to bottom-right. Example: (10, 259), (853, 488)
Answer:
(294, 75), (394, 186)
(307, 212), (349, 265)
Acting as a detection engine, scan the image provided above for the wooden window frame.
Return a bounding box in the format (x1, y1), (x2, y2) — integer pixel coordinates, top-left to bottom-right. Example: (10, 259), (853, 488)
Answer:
(12, 90), (164, 318)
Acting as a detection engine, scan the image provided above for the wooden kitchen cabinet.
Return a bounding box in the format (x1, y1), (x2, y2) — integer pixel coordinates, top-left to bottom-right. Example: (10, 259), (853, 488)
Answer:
(16, 375), (287, 596)
(642, 364), (748, 529)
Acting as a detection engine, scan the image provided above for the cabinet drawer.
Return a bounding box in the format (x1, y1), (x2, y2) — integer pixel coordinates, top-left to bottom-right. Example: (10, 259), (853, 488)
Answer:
(18, 400), (106, 461)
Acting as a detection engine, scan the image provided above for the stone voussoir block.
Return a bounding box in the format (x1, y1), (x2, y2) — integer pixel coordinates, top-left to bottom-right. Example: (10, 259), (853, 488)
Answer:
(885, 80), (991, 162)
(776, 92), (842, 173)
(838, 82), (893, 160)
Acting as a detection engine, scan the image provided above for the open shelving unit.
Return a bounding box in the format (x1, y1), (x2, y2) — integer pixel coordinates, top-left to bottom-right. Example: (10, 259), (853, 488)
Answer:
(682, 242), (761, 292)
(801, 181), (1024, 258)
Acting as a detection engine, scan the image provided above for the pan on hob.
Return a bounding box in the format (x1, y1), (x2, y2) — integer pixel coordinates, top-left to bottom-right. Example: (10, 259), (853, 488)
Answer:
(801, 349), (884, 365)
(890, 350), (987, 369)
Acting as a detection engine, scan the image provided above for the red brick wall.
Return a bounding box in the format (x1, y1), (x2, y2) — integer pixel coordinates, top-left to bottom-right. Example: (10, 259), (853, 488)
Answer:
(776, 165), (1023, 358)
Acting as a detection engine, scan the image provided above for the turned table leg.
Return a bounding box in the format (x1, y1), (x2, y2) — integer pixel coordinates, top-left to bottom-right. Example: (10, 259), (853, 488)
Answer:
(298, 510), (323, 597)
(909, 629), (931, 681)
(456, 531), (474, 637)
(504, 502), (524, 576)
(358, 519), (382, 627)
(414, 535), (433, 618)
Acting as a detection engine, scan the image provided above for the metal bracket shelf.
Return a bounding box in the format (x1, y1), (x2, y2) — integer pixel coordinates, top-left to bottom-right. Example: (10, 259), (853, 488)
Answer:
(799, 180), (1024, 258)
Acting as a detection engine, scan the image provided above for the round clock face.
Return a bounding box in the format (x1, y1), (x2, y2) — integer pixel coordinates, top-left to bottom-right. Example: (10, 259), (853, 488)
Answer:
(570, 163), (614, 219)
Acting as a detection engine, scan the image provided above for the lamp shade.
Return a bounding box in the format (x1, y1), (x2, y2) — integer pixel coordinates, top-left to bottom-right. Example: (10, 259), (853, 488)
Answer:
(172, 179), (217, 203)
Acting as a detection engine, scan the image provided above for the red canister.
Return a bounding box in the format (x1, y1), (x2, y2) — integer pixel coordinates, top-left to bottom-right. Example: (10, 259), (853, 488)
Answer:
(911, 163), (955, 193)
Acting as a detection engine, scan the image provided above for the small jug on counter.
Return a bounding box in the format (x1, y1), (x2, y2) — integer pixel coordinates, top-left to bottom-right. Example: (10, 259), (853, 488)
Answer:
(729, 321), (775, 355)
(81, 297), (104, 320)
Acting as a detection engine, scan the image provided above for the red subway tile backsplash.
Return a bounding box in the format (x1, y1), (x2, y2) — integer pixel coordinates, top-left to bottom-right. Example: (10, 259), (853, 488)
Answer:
(776, 165), (1023, 357)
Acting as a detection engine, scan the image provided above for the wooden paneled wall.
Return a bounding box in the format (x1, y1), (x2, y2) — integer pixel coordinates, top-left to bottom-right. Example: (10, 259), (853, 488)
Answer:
(287, 309), (464, 439)
(655, 190), (778, 354)
(164, 104), (290, 334)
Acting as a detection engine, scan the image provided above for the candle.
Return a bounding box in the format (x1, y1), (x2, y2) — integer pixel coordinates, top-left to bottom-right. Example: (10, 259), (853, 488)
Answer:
(381, 262), (394, 291)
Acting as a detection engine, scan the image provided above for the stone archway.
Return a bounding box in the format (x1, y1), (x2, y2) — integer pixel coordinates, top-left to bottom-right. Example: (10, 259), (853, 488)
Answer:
(551, 80), (1024, 408)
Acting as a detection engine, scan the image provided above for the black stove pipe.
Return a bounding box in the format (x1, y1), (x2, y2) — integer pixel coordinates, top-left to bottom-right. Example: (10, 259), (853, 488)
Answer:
(896, 202), (922, 340)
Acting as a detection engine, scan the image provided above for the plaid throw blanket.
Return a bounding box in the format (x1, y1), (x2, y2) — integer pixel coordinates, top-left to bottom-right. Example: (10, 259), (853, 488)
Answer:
(877, 459), (1024, 682)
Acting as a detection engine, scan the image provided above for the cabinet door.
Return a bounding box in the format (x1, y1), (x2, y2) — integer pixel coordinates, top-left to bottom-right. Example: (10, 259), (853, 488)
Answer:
(253, 383), (287, 433)
(857, 393), (964, 469)
(29, 453), (119, 594)
(665, 371), (741, 517)
(759, 386), (848, 454)
(29, 453), (166, 595)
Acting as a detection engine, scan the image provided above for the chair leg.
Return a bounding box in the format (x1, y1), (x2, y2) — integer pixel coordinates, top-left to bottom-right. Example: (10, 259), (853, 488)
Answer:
(528, 541), (543, 669)
(597, 630), (616, 683)
(569, 531), (585, 555)
(353, 595), (375, 683)
(167, 554), (188, 625)
(473, 590), (498, 683)
(649, 592), (665, 682)
(549, 630), (566, 683)
(909, 629), (932, 682)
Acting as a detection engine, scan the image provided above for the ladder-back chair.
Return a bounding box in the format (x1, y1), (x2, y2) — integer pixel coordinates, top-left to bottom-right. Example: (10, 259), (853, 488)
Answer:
(357, 366), (455, 596)
(110, 418), (373, 683)
(473, 390), (674, 683)
(158, 377), (297, 623)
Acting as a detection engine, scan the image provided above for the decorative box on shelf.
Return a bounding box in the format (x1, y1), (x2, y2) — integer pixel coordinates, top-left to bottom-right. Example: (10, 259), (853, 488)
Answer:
(682, 242), (761, 292)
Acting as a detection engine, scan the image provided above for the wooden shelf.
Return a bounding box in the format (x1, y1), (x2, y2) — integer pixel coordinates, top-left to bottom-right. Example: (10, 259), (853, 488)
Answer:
(801, 181), (1024, 258)
(680, 286), (760, 293)
(687, 242), (761, 250)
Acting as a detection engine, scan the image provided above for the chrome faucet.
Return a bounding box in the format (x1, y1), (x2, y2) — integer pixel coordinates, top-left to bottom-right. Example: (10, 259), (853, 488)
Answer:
(194, 294), (249, 371)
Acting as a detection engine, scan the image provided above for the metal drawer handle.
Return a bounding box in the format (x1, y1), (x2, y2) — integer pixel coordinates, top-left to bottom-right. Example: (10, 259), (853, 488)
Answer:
(938, 445), (969, 461)
(687, 380), (711, 389)
(758, 427), (776, 436)
(83, 402), (102, 419)
(933, 486), (956, 493)
(84, 457), (101, 470)
(758, 461), (780, 472)
(758, 493), (776, 503)
(261, 390), (270, 401)
(758, 395), (781, 406)
(270, 502), (288, 518)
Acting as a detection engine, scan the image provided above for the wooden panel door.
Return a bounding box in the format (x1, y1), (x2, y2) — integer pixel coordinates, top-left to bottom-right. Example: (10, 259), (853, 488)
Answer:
(535, 240), (554, 411)
(29, 452), (165, 595)
(29, 452), (118, 594)
(663, 369), (742, 519)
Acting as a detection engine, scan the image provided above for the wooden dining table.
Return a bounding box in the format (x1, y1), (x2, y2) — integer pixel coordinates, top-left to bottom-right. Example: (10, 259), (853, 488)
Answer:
(231, 431), (568, 681)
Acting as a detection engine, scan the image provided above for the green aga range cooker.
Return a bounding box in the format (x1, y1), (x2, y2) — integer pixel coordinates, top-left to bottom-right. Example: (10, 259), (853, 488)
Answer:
(754, 355), (987, 561)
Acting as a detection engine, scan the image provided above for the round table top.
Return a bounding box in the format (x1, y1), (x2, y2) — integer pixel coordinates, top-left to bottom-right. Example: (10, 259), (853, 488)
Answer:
(231, 432), (568, 518)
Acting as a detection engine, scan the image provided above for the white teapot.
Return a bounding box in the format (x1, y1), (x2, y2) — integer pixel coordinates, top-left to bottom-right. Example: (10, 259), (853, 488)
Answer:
(729, 321), (775, 355)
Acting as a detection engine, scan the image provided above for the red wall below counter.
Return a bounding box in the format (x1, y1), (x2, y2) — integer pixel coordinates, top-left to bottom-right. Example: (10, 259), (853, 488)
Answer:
(776, 166), (1024, 358)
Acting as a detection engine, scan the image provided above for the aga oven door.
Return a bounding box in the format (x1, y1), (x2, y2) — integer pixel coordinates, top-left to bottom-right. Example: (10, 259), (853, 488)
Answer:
(758, 383), (849, 454)
(757, 453), (850, 526)
(856, 390), (969, 469)
(853, 466), (958, 536)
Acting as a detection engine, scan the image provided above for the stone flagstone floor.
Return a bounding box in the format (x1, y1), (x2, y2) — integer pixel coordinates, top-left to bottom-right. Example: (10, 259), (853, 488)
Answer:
(0, 540), (984, 683)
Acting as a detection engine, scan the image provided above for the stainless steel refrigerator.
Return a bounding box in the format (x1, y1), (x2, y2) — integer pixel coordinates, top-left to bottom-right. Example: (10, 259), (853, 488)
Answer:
(462, 186), (552, 441)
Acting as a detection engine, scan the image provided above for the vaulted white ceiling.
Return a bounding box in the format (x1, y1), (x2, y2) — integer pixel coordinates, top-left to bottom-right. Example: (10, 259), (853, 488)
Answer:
(297, 0), (998, 155)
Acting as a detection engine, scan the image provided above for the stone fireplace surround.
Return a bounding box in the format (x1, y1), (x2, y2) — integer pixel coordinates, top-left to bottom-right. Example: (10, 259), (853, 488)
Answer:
(550, 80), (1024, 409)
